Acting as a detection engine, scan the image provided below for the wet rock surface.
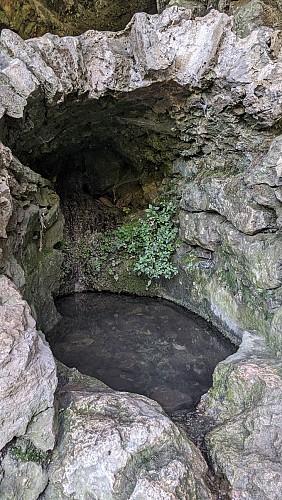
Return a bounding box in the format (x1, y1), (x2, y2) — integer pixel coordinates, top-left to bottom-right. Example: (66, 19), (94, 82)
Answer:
(48, 292), (236, 413)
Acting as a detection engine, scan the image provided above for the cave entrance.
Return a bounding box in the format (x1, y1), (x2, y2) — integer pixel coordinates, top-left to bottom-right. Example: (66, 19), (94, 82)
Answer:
(1, 84), (188, 294)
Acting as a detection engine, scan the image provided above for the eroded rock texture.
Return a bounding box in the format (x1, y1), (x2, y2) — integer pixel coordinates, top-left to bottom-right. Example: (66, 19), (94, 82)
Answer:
(0, 143), (63, 330)
(159, 0), (282, 36)
(202, 332), (282, 499)
(0, 275), (57, 450)
(0, 275), (57, 499)
(0, 6), (282, 499)
(43, 364), (213, 500)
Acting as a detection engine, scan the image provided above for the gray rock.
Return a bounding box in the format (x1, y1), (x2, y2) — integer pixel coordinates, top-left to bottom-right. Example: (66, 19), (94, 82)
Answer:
(25, 407), (57, 452)
(0, 164), (12, 239)
(270, 306), (282, 353)
(179, 211), (224, 250)
(181, 175), (276, 235)
(202, 332), (282, 500)
(0, 275), (57, 450)
(167, 0), (206, 16)
(0, 7), (281, 499)
(220, 223), (282, 290)
(246, 135), (282, 187)
(231, 0), (282, 37)
(0, 143), (64, 331)
(0, 447), (48, 500)
(44, 366), (212, 500)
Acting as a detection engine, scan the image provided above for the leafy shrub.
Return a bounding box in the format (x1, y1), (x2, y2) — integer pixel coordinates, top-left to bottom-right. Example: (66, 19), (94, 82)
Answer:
(114, 202), (178, 286)
(62, 202), (179, 289)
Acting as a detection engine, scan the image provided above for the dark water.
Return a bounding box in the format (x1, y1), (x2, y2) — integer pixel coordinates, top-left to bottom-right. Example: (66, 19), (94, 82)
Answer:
(49, 293), (236, 413)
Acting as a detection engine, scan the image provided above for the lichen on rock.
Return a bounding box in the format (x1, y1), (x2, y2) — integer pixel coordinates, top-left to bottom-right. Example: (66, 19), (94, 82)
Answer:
(201, 332), (282, 500)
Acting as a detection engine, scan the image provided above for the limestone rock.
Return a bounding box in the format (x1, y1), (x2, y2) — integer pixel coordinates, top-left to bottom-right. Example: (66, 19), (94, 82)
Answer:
(0, 143), (64, 331)
(202, 332), (282, 500)
(0, 440), (49, 500)
(43, 365), (213, 500)
(0, 275), (57, 450)
(179, 211), (224, 250)
(0, 167), (12, 238)
(181, 175), (276, 235)
(246, 135), (282, 187)
(270, 306), (282, 353)
(167, 0), (206, 16)
(220, 223), (282, 290)
(231, 0), (282, 37)
(25, 407), (57, 452)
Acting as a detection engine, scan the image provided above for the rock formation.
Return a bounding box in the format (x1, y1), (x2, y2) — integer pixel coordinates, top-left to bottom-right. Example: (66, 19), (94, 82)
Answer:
(0, 6), (281, 345)
(0, 4), (281, 499)
(44, 365), (213, 500)
(159, 0), (282, 36)
(202, 332), (282, 499)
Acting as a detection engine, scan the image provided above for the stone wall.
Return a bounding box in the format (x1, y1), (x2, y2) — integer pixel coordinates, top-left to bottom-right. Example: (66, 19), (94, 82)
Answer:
(0, 143), (63, 330)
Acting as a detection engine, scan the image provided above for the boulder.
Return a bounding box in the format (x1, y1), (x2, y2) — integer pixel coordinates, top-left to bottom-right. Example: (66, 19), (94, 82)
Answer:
(43, 364), (213, 499)
(202, 332), (282, 500)
(0, 441), (49, 500)
(0, 275), (57, 450)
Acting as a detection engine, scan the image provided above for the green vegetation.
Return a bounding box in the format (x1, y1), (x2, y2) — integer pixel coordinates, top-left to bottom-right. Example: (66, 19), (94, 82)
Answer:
(62, 202), (179, 289)
(114, 202), (178, 286)
(11, 439), (49, 465)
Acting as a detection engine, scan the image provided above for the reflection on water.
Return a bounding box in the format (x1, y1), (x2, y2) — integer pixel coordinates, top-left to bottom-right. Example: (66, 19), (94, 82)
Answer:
(49, 293), (236, 413)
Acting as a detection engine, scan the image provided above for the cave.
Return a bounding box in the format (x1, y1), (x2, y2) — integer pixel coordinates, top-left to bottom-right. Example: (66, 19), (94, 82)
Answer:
(1, 80), (237, 414)
(0, 6), (282, 498)
(0, 82), (190, 299)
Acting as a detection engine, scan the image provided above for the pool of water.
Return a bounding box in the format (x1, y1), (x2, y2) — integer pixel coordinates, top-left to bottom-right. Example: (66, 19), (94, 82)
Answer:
(48, 292), (236, 413)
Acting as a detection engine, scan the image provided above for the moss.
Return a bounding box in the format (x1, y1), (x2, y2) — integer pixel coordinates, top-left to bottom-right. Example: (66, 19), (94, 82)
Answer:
(223, 270), (238, 293)
(179, 251), (201, 271)
(11, 439), (50, 465)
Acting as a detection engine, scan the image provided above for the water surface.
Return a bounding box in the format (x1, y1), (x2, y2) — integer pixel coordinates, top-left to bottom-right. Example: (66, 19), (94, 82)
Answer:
(49, 293), (236, 413)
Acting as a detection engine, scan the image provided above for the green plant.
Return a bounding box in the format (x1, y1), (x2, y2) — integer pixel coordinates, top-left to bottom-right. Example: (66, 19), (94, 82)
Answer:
(61, 202), (179, 289)
(114, 202), (178, 287)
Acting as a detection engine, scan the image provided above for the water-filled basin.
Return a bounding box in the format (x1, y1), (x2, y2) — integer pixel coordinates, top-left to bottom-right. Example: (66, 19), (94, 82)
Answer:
(48, 292), (236, 413)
